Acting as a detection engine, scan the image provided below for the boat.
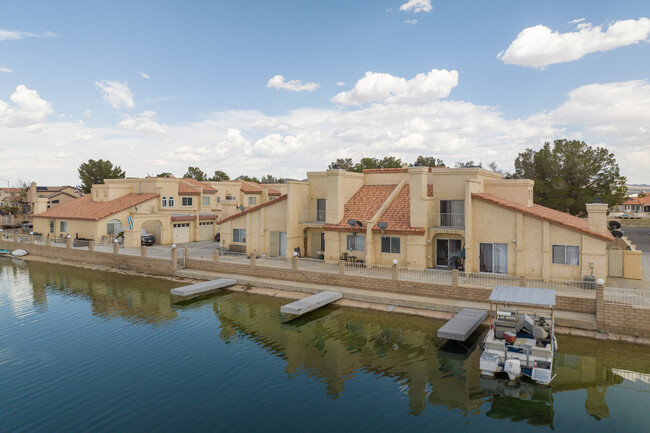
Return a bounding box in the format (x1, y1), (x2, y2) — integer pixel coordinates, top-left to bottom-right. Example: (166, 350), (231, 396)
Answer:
(0, 249), (11, 256)
(11, 249), (28, 257)
(479, 286), (557, 386)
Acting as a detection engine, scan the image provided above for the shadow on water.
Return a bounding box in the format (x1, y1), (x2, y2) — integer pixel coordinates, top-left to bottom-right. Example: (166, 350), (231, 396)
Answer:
(2, 257), (649, 429)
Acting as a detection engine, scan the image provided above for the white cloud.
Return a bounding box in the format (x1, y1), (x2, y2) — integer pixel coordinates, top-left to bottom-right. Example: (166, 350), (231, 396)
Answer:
(498, 17), (650, 68)
(0, 29), (56, 41)
(404, 20), (418, 26)
(336, 82), (345, 86)
(138, 71), (150, 80)
(95, 80), (135, 109)
(118, 110), (167, 134)
(0, 67), (11, 73)
(266, 75), (320, 92)
(332, 69), (458, 105)
(399, 0), (432, 13)
(83, 109), (92, 118)
(0, 85), (54, 127)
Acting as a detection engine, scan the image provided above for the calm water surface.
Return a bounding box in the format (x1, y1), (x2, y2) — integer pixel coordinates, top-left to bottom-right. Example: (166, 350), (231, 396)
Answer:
(1, 258), (649, 432)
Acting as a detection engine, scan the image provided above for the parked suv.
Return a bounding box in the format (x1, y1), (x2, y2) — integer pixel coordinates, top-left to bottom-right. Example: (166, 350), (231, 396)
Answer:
(141, 229), (155, 246)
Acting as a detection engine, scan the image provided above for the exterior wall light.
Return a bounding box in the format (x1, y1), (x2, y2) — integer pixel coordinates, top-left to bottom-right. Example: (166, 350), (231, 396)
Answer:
(392, 259), (398, 265)
(172, 244), (177, 249)
(596, 278), (604, 286)
(293, 251), (298, 257)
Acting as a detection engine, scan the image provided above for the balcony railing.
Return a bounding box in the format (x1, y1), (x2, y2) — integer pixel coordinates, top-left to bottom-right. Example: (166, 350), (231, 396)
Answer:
(300, 209), (326, 223)
(429, 213), (464, 229)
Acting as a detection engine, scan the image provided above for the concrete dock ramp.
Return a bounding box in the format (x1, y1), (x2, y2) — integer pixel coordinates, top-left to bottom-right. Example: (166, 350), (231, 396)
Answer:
(171, 278), (237, 303)
(437, 308), (488, 341)
(280, 291), (342, 321)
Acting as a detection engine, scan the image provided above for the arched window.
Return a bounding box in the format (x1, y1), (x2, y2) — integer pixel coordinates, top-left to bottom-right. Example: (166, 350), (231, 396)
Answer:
(168, 196), (175, 207)
(162, 196), (167, 207)
(107, 219), (122, 235)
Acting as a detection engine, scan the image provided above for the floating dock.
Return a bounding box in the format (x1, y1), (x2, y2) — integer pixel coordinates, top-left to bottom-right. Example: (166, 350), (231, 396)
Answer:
(280, 291), (342, 321)
(171, 278), (237, 303)
(437, 308), (488, 341)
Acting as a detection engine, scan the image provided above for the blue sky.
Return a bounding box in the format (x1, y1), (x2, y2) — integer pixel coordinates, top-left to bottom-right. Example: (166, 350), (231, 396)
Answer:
(1, 0), (650, 185)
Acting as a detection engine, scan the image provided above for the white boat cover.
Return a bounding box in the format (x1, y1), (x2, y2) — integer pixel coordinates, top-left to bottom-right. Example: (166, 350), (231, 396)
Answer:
(489, 286), (555, 308)
(437, 308), (488, 341)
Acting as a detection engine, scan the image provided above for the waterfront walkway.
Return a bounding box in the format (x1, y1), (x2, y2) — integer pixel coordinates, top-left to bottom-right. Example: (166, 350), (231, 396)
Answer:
(175, 268), (597, 331)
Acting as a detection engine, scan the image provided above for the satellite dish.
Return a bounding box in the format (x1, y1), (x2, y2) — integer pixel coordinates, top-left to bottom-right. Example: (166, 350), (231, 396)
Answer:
(239, 205), (245, 212)
(347, 219), (357, 227)
(356, 220), (363, 228)
(377, 222), (388, 230)
(611, 230), (623, 238)
(608, 220), (621, 230)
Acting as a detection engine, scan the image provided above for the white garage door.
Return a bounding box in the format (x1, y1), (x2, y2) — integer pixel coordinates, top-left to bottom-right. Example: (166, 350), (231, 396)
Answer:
(198, 221), (214, 241)
(173, 223), (191, 244)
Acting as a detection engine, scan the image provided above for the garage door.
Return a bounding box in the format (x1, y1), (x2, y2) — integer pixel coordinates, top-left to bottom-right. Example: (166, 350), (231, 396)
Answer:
(173, 223), (191, 244)
(198, 221), (214, 241)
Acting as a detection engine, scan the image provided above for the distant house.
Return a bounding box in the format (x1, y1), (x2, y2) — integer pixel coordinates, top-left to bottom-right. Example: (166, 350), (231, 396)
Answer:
(617, 195), (650, 216)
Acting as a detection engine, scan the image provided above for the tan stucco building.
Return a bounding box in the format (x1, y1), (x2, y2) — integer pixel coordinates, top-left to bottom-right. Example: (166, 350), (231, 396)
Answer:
(218, 166), (618, 282)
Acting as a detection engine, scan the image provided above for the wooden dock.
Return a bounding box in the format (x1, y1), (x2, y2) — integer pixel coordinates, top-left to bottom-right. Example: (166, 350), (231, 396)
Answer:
(280, 291), (342, 321)
(171, 278), (237, 303)
(437, 308), (488, 341)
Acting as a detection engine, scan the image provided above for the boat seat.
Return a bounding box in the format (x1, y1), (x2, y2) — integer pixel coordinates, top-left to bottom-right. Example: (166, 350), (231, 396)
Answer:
(531, 347), (552, 358)
(485, 341), (505, 351)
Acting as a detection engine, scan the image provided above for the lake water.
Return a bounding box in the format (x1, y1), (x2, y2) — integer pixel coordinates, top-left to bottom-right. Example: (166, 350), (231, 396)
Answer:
(1, 258), (649, 432)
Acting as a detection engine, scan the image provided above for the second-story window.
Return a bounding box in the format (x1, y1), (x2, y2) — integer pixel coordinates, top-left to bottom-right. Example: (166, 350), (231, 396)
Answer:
(316, 198), (326, 222)
(439, 200), (464, 227)
(168, 196), (175, 207)
(202, 196), (210, 206)
(162, 196), (167, 207)
(182, 197), (193, 207)
(248, 196), (257, 205)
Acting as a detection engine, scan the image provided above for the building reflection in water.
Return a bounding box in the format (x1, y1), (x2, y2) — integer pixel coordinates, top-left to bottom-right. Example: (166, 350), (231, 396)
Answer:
(212, 292), (650, 425)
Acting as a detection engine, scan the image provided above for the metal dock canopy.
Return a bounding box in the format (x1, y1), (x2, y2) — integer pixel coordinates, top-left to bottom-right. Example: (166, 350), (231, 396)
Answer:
(437, 308), (488, 341)
(489, 286), (556, 308)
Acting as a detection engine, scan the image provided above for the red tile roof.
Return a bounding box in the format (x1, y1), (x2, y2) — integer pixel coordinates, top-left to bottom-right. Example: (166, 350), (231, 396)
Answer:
(239, 181), (263, 194)
(324, 185), (396, 232)
(217, 194), (288, 225)
(182, 178), (218, 193)
(472, 193), (614, 242)
(372, 185), (425, 235)
(178, 180), (201, 195)
(268, 187), (282, 196)
(33, 193), (159, 221)
(623, 195), (650, 205)
(1, 187), (24, 193)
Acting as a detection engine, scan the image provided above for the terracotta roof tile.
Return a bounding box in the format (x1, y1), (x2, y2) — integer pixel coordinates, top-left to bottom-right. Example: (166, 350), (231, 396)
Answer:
(472, 193), (614, 242)
(623, 195), (650, 205)
(33, 193), (159, 221)
(239, 181), (263, 194)
(268, 188), (281, 196)
(217, 195), (288, 225)
(180, 178), (218, 193)
(178, 180), (201, 195)
(372, 185), (425, 235)
(324, 185), (396, 232)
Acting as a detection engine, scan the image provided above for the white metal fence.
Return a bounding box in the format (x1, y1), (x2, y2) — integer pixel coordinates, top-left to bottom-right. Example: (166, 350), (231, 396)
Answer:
(256, 255), (292, 269)
(345, 262), (393, 279)
(296, 257), (338, 273)
(218, 251), (249, 264)
(605, 287), (650, 309)
(399, 267), (452, 285)
(458, 271), (519, 288)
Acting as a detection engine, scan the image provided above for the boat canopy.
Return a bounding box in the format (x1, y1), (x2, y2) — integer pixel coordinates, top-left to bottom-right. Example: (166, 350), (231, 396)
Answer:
(489, 286), (556, 308)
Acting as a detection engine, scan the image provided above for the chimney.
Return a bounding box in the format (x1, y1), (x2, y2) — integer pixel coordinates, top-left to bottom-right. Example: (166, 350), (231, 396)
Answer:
(586, 203), (608, 236)
(408, 165), (428, 228)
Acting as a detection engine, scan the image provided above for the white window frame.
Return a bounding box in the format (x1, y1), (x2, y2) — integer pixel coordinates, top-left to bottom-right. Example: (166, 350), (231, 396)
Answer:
(346, 234), (365, 251)
(479, 242), (508, 274)
(381, 236), (400, 254)
(552, 244), (580, 266)
(182, 197), (193, 207)
(162, 196), (167, 207)
(60, 221), (68, 233)
(248, 196), (257, 206)
(49, 220), (54, 233)
(168, 196), (175, 207)
(233, 228), (246, 243)
(202, 196), (210, 206)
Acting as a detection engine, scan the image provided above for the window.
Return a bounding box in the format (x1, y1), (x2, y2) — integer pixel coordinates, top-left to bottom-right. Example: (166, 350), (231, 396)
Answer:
(168, 196), (175, 207)
(173, 223), (190, 228)
(552, 245), (579, 265)
(479, 243), (508, 274)
(202, 196), (210, 206)
(248, 196), (257, 205)
(316, 199), (326, 222)
(182, 197), (193, 207)
(107, 219), (121, 235)
(60, 221), (68, 233)
(381, 236), (400, 254)
(233, 228), (246, 243)
(162, 196), (167, 207)
(439, 200), (465, 227)
(217, 196), (221, 203)
(346, 234), (365, 251)
(51, 199), (59, 204)
(49, 220), (54, 233)
(199, 221), (212, 226)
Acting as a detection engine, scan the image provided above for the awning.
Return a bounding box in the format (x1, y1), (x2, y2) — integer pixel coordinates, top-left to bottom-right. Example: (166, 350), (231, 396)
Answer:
(171, 214), (195, 221)
(489, 286), (556, 308)
(199, 213), (218, 220)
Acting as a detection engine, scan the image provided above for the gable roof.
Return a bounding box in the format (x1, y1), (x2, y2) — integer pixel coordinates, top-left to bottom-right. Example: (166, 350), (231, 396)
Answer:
(181, 178), (218, 194)
(323, 185), (396, 232)
(217, 194), (288, 225)
(33, 193), (159, 221)
(623, 195), (650, 205)
(472, 193), (614, 242)
(239, 181), (263, 194)
(372, 185), (425, 235)
(47, 191), (77, 200)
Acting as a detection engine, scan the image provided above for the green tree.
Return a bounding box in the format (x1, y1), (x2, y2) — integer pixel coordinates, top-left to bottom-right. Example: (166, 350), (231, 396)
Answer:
(239, 175), (261, 183)
(210, 170), (230, 181)
(513, 139), (627, 215)
(455, 160), (482, 168)
(260, 174), (284, 184)
(156, 172), (173, 178)
(183, 166), (207, 181)
(413, 155), (445, 167)
(328, 158), (356, 171)
(77, 159), (125, 194)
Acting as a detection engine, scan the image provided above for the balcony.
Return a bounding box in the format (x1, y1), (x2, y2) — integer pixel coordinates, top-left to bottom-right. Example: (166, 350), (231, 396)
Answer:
(300, 209), (326, 224)
(429, 212), (464, 229)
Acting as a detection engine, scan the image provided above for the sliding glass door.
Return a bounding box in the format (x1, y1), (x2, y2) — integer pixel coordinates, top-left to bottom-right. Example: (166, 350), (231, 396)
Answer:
(436, 239), (462, 267)
(479, 242), (508, 274)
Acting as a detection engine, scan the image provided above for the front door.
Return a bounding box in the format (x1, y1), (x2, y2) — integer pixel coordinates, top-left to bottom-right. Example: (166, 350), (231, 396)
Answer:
(279, 232), (287, 257)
